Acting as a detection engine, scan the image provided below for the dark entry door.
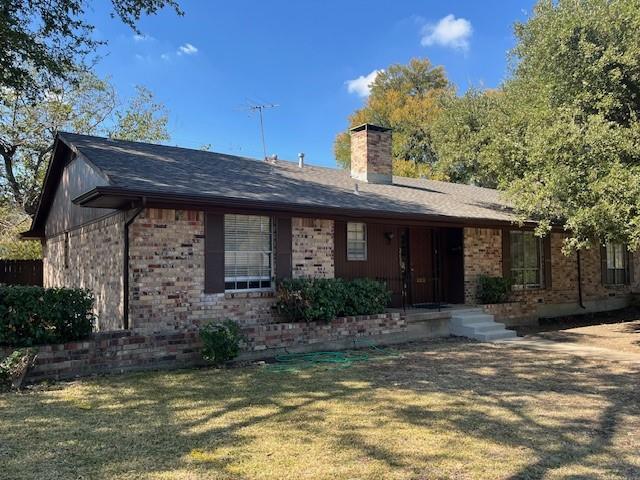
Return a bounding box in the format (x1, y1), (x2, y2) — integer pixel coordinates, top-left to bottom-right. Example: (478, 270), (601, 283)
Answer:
(409, 227), (435, 305)
(442, 228), (465, 304)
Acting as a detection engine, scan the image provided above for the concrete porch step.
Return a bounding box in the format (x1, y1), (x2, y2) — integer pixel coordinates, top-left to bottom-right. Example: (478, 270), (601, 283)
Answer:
(450, 310), (519, 342)
(450, 314), (496, 327)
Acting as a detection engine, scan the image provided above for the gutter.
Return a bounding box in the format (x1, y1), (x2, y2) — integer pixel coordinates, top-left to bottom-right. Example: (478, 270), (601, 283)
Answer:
(577, 249), (585, 309)
(73, 186), (554, 231)
(123, 199), (146, 329)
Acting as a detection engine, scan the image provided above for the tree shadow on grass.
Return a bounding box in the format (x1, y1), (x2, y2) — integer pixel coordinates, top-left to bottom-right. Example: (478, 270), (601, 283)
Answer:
(1, 338), (639, 479)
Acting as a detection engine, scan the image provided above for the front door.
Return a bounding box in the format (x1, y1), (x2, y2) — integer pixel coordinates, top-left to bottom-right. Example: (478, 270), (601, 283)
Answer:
(409, 227), (436, 305)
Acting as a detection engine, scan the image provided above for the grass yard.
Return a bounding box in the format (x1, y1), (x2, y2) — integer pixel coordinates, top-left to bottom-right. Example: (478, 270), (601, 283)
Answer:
(1, 338), (639, 480)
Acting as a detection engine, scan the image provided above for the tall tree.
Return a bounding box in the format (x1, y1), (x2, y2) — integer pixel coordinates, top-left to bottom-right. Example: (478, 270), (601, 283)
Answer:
(499, 0), (640, 250)
(432, 0), (640, 251)
(431, 88), (503, 187)
(1, 0), (182, 97)
(334, 58), (451, 176)
(0, 71), (170, 216)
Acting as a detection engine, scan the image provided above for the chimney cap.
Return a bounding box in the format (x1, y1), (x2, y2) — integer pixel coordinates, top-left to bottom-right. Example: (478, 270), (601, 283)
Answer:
(350, 123), (392, 133)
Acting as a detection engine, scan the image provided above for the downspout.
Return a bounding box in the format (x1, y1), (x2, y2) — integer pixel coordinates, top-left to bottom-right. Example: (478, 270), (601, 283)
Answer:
(577, 249), (585, 309)
(123, 199), (146, 330)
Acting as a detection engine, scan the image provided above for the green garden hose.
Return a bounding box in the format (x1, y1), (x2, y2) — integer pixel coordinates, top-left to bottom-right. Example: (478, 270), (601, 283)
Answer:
(265, 339), (401, 372)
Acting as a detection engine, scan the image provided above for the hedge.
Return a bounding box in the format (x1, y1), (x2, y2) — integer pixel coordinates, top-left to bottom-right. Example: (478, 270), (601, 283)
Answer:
(275, 278), (391, 323)
(477, 275), (513, 304)
(0, 286), (95, 347)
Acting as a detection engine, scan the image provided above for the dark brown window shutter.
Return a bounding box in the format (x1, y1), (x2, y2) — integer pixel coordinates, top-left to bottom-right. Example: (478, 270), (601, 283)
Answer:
(501, 228), (511, 279)
(334, 220), (346, 264)
(600, 245), (608, 285)
(626, 251), (634, 285)
(204, 213), (225, 293)
(543, 235), (552, 289)
(276, 217), (292, 282)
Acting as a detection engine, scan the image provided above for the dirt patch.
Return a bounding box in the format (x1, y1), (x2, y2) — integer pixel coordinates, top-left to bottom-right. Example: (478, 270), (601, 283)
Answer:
(516, 307), (640, 355)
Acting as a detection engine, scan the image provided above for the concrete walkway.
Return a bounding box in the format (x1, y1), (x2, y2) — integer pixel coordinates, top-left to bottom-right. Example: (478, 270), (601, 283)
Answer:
(495, 336), (640, 364)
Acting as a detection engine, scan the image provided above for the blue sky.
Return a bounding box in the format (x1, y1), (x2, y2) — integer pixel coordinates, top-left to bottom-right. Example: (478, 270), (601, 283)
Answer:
(86, 0), (535, 168)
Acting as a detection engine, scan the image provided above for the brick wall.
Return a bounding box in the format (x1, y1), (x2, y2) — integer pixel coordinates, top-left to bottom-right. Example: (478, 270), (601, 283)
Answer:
(43, 212), (124, 331)
(463, 227), (503, 303)
(350, 127), (393, 184)
(291, 217), (335, 278)
(128, 208), (276, 334)
(1, 312), (407, 382)
(464, 227), (637, 320)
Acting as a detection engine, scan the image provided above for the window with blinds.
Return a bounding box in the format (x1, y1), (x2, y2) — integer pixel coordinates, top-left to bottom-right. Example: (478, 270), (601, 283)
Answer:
(605, 242), (627, 285)
(347, 222), (367, 261)
(224, 214), (273, 291)
(510, 230), (543, 289)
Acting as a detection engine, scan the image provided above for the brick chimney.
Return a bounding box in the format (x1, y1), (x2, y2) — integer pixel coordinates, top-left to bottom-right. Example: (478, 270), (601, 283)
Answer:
(350, 124), (392, 184)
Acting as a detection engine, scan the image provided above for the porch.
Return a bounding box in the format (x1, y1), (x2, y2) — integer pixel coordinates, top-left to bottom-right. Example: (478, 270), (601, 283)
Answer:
(334, 222), (466, 308)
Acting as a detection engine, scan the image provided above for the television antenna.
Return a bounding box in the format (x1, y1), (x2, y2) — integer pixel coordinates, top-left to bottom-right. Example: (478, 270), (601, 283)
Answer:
(241, 101), (279, 160)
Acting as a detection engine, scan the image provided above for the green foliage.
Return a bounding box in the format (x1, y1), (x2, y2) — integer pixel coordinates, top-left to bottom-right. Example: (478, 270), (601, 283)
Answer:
(199, 320), (243, 366)
(111, 86), (170, 143)
(0, 286), (95, 347)
(334, 58), (451, 174)
(495, 0), (640, 251)
(0, 71), (171, 215)
(0, 347), (38, 391)
(276, 278), (391, 323)
(427, 0), (640, 252)
(341, 278), (392, 317)
(431, 89), (503, 187)
(1, 0), (182, 97)
(477, 275), (513, 304)
(0, 207), (41, 259)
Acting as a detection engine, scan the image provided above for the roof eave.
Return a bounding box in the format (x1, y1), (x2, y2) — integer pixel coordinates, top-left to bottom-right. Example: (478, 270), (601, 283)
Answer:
(20, 229), (45, 240)
(74, 186), (532, 229)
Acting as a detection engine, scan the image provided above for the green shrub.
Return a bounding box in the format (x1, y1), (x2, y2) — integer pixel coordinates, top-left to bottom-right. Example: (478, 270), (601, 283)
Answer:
(0, 348), (38, 390)
(341, 278), (392, 317)
(275, 278), (344, 323)
(199, 319), (243, 366)
(477, 275), (513, 304)
(0, 286), (95, 347)
(276, 278), (391, 323)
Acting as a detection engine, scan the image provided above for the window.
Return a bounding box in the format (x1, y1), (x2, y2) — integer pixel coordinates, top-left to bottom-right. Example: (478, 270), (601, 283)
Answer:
(510, 231), (543, 289)
(347, 222), (367, 261)
(605, 242), (627, 285)
(224, 214), (273, 291)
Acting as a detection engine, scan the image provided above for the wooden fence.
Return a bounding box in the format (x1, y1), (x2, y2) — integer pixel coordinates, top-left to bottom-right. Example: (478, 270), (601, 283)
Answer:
(0, 260), (43, 286)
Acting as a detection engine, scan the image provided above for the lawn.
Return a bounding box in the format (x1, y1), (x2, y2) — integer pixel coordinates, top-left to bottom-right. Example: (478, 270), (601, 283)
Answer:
(1, 338), (639, 480)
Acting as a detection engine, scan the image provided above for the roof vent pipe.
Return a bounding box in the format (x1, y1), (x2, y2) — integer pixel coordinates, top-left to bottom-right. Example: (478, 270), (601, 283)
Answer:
(298, 152), (305, 168)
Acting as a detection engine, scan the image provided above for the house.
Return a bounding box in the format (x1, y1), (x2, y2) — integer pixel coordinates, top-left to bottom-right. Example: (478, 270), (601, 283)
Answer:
(23, 124), (638, 337)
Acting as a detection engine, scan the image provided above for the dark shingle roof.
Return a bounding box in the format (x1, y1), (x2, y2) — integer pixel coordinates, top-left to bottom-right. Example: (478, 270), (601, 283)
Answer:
(58, 132), (517, 223)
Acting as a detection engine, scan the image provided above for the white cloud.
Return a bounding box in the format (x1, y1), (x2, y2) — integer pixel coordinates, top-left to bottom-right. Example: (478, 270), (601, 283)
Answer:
(345, 69), (382, 98)
(177, 43), (198, 55)
(421, 14), (472, 50)
(160, 53), (170, 61)
(133, 34), (153, 42)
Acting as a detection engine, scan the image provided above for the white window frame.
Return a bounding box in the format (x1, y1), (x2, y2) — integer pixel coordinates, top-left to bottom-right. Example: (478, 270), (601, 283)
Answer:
(510, 230), (544, 290)
(347, 222), (367, 261)
(224, 214), (274, 292)
(605, 242), (627, 286)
